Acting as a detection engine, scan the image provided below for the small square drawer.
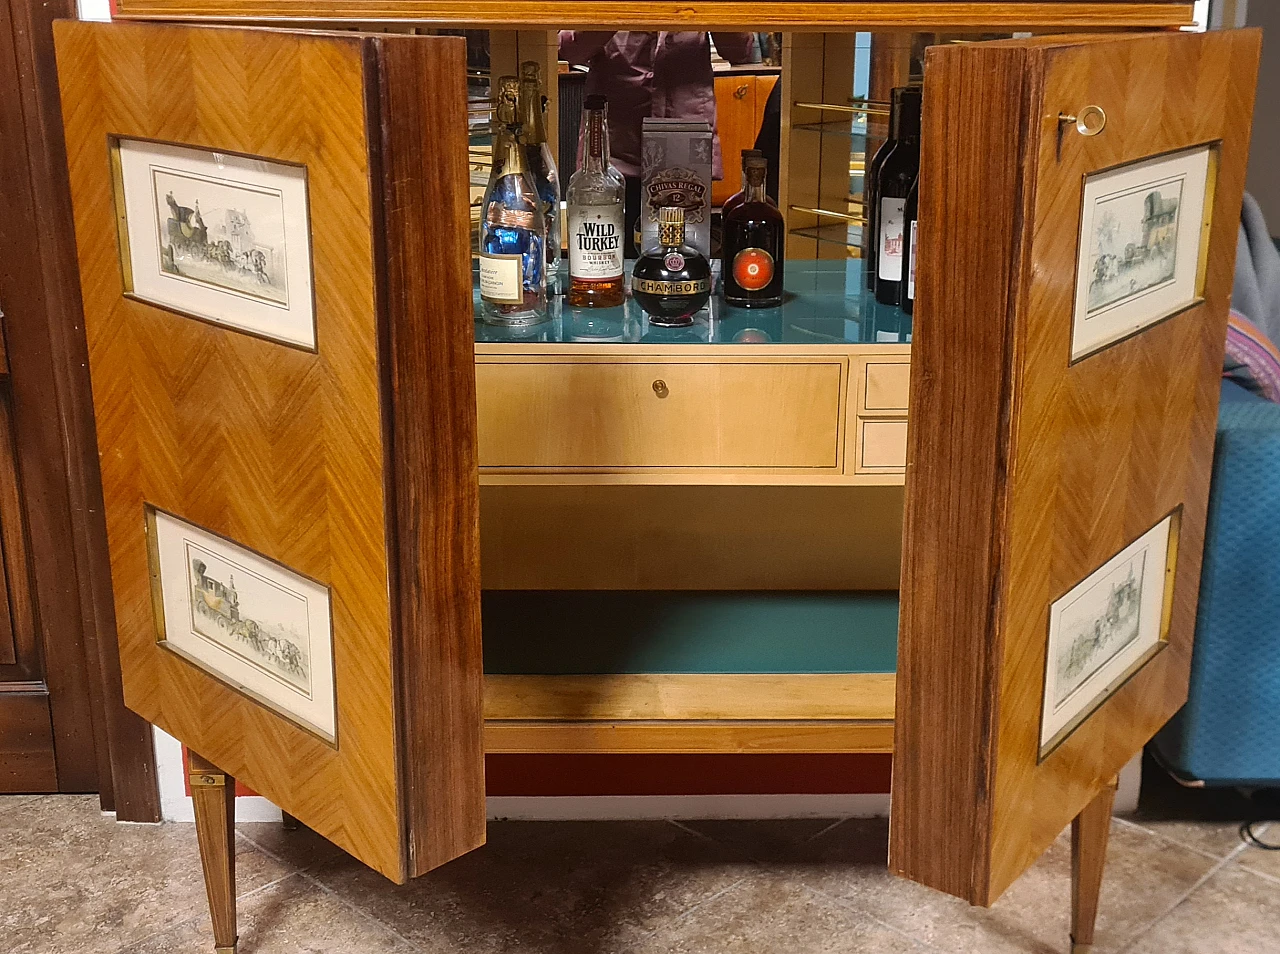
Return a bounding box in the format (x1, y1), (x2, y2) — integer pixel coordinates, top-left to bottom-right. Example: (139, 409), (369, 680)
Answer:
(863, 362), (911, 412)
(477, 357), (846, 471)
(859, 419), (908, 471)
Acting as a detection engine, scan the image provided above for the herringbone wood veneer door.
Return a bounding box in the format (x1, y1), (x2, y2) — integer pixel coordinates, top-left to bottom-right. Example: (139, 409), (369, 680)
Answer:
(892, 29), (1261, 906)
(54, 20), (483, 882)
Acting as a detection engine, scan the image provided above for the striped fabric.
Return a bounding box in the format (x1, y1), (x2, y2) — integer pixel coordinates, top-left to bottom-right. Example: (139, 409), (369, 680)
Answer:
(1224, 309), (1280, 404)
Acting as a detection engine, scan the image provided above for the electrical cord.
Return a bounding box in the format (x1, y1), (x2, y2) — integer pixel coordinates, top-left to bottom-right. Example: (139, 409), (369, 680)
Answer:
(1240, 820), (1280, 851)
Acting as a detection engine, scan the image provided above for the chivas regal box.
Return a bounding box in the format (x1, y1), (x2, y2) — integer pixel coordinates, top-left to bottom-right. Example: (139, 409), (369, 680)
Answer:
(640, 118), (713, 258)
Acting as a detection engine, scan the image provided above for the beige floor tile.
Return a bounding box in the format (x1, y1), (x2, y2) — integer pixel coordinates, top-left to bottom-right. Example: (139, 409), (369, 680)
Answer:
(628, 875), (925, 954)
(237, 821), (347, 873)
(1124, 816), (1249, 859)
(790, 818), (1217, 954)
(1, 795), (291, 954)
(125, 873), (416, 954)
(1234, 823), (1280, 882)
(308, 820), (756, 954)
(1127, 863), (1280, 954)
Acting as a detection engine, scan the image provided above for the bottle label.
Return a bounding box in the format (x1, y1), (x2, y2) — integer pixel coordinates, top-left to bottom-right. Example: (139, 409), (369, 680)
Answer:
(569, 207), (624, 280)
(479, 253), (524, 305)
(907, 220), (918, 299)
(878, 197), (906, 282)
(732, 248), (775, 291)
(631, 277), (710, 296)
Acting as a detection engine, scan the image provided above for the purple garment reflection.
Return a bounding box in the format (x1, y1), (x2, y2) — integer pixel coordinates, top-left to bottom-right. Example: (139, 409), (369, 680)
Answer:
(558, 31), (756, 179)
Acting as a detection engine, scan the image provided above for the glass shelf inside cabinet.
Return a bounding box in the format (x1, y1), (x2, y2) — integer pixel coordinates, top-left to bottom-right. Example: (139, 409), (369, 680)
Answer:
(473, 259), (912, 346)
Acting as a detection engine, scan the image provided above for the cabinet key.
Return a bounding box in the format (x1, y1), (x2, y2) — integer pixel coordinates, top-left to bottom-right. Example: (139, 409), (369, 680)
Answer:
(652, 379), (669, 398)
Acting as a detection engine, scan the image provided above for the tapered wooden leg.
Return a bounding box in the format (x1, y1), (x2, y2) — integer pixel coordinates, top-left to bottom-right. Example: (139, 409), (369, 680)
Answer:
(189, 751), (238, 954)
(1070, 776), (1119, 954)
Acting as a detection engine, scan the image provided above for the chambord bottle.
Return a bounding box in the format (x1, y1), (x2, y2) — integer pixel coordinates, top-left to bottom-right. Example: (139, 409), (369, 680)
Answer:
(478, 76), (547, 325)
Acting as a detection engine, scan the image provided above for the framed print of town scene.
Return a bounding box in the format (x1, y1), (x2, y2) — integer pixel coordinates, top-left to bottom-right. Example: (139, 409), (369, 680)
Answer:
(1039, 512), (1180, 757)
(1070, 146), (1213, 361)
(148, 508), (336, 742)
(113, 138), (316, 349)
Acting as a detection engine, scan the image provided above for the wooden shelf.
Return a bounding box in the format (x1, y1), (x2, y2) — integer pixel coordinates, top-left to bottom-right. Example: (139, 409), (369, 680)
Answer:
(112, 1), (1195, 32)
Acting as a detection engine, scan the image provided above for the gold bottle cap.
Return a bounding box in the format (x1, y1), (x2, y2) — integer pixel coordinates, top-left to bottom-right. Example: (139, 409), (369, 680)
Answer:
(520, 61), (541, 84)
(658, 206), (686, 248)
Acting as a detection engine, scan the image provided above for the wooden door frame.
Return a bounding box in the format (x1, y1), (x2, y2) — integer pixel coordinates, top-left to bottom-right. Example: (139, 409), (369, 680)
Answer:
(0, 0), (159, 820)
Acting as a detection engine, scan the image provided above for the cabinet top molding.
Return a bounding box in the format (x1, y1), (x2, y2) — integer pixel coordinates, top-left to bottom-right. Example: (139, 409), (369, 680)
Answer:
(112, 1), (1194, 30)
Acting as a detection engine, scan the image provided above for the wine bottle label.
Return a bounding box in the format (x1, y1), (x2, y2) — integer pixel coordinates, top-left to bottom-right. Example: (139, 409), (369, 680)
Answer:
(569, 207), (624, 280)
(479, 252), (524, 305)
(631, 277), (710, 296)
(878, 197), (906, 282)
(907, 220), (918, 299)
(732, 247), (776, 291)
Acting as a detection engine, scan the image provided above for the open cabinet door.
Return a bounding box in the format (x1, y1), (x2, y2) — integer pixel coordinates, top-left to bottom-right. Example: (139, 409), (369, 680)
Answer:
(892, 29), (1260, 906)
(54, 20), (482, 883)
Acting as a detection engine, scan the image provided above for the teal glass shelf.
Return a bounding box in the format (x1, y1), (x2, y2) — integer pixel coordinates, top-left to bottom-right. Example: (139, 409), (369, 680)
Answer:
(473, 259), (912, 346)
(482, 590), (900, 675)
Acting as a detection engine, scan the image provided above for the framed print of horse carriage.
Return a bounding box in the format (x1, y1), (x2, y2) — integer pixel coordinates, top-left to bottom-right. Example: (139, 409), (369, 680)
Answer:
(147, 507), (336, 742)
(112, 138), (316, 350)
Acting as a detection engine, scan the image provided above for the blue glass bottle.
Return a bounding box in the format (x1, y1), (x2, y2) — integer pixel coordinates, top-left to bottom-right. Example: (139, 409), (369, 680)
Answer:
(478, 77), (547, 325)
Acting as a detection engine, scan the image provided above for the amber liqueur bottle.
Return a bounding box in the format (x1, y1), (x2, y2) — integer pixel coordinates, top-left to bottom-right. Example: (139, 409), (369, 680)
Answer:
(721, 153), (784, 307)
(631, 206), (712, 326)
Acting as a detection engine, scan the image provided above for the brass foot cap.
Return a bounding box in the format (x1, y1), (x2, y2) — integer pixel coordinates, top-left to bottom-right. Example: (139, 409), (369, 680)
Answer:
(215, 945), (238, 954)
(1071, 944), (1092, 954)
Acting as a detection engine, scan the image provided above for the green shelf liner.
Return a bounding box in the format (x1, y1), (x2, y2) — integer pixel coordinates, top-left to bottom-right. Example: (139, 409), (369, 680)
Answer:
(481, 590), (900, 675)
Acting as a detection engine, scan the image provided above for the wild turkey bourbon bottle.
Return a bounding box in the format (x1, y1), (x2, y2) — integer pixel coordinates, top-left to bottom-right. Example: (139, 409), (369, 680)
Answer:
(566, 94), (625, 308)
(631, 206), (712, 326)
(721, 154), (784, 308)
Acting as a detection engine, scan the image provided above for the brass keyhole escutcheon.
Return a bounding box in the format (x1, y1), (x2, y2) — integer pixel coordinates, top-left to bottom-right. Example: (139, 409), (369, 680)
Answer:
(653, 379), (669, 398)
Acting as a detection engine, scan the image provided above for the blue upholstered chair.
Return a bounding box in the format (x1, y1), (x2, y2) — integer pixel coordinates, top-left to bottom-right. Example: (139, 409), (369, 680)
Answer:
(1151, 379), (1280, 786)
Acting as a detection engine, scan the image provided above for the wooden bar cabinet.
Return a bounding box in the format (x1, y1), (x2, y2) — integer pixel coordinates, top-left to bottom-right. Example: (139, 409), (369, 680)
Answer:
(50, 2), (1259, 951)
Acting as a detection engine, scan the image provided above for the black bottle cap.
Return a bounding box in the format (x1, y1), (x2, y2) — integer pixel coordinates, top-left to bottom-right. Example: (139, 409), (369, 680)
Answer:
(584, 93), (608, 110)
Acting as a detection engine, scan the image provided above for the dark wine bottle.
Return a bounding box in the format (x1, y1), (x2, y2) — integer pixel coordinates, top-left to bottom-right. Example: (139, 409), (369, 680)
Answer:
(901, 175), (919, 315)
(722, 154), (784, 308)
(874, 86), (921, 306)
(862, 88), (904, 290)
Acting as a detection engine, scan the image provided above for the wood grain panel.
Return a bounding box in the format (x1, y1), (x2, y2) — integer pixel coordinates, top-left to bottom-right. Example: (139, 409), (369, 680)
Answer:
(373, 33), (485, 877)
(486, 673), (897, 721)
(484, 719), (895, 754)
(55, 21), (482, 882)
(479, 485), (904, 590)
(476, 356), (846, 471)
(110, 1), (1195, 31)
(0, 688), (58, 791)
(891, 29), (1261, 906)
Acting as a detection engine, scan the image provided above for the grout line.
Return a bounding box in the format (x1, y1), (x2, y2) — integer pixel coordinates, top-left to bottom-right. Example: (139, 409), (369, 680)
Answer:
(1116, 830), (1260, 953)
(803, 817), (853, 843)
(803, 881), (941, 953)
(667, 875), (750, 926)
(1112, 815), (1244, 863)
(667, 818), (724, 844)
(291, 866), (432, 952)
